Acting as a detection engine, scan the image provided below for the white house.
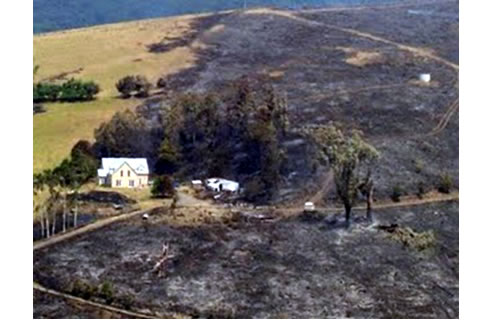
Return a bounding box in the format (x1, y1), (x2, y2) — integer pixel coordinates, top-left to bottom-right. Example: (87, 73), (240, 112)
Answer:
(205, 178), (240, 193)
(97, 158), (149, 188)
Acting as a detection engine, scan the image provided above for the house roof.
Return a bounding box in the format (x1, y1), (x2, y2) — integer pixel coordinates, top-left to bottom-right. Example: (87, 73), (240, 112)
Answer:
(98, 158), (149, 177)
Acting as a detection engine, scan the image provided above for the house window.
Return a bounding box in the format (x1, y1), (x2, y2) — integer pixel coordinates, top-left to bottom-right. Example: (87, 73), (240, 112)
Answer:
(116, 180), (121, 186)
(120, 170), (123, 177)
(129, 180), (135, 187)
(128, 170), (131, 177)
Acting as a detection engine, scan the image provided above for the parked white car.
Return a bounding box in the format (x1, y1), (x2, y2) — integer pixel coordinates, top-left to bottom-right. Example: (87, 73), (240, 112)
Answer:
(304, 202), (316, 212)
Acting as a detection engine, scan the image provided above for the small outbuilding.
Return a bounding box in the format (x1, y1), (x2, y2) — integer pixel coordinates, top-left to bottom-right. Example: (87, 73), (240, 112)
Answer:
(205, 178), (240, 193)
(191, 180), (204, 190)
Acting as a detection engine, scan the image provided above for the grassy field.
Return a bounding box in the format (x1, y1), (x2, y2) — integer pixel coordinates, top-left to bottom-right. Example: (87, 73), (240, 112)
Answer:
(34, 98), (135, 172)
(33, 15), (200, 173)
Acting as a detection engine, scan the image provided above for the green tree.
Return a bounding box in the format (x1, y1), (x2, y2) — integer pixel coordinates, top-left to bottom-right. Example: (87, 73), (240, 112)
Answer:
(311, 124), (380, 228)
(156, 138), (180, 174)
(115, 75), (151, 98)
(94, 110), (149, 157)
(33, 82), (60, 102)
(151, 175), (175, 198)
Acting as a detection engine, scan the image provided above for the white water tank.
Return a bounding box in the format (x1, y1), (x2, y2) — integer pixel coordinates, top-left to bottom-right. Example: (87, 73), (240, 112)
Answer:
(419, 73), (431, 83)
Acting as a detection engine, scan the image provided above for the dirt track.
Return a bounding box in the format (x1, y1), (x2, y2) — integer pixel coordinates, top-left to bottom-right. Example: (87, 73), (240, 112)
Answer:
(34, 282), (156, 319)
(271, 8), (458, 71)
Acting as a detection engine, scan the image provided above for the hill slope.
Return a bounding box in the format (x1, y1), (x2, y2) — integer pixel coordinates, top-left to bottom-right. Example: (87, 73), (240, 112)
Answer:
(33, 0), (459, 196)
(34, 0), (401, 33)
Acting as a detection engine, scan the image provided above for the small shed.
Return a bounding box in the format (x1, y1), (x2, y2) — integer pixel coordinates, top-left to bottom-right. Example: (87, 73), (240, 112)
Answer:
(205, 178), (240, 193)
(191, 180), (204, 190)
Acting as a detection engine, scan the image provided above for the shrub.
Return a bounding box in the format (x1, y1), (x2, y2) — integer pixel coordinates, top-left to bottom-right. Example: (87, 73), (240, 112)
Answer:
(33, 104), (45, 114)
(390, 227), (435, 250)
(116, 294), (135, 310)
(414, 158), (424, 174)
(99, 281), (115, 304)
(437, 172), (453, 194)
(115, 75), (151, 98)
(70, 279), (97, 300)
(416, 181), (427, 199)
(156, 77), (168, 89)
(391, 185), (403, 202)
(151, 175), (175, 198)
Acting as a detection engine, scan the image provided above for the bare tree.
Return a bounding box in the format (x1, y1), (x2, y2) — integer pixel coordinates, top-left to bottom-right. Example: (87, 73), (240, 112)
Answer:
(45, 173), (59, 236)
(45, 208), (50, 238)
(359, 174), (375, 222)
(39, 207), (45, 238)
(60, 181), (67, 233)
(51, 201), (57, 235)
(73, 188), (80, 228)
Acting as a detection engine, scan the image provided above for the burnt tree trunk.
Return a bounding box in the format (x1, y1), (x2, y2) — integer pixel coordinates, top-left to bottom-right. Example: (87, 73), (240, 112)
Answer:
(62, 193), (67, 232)
(74, 199), (78, 228)
(51, 211), (56, 235)
(366, 182), (374, 223)
(40, 211), (45, 239)
(45, 216), (50, 238)
(344, 202), (352, 229)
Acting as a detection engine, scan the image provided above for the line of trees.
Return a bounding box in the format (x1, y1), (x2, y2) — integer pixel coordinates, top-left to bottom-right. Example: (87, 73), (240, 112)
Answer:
(34, 141), (99, 238)
(33, 79), (100, 103)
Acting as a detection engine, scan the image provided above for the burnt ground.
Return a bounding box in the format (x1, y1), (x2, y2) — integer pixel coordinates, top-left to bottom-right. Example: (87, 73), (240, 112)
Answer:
(33, 291), (132, 319)
(34, 200), (458, 318)
(137, 0), (459, 201)
(34, 2), (459, 318)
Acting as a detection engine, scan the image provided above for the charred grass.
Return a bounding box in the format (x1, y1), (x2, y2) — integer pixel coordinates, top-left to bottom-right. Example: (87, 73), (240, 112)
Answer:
(34, 200), (458, 318)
